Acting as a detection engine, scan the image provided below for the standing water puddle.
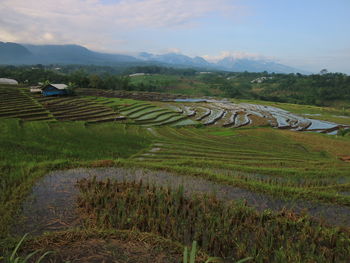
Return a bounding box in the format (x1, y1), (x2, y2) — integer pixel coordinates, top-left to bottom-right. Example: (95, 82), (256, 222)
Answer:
(14, 167), (350, 236)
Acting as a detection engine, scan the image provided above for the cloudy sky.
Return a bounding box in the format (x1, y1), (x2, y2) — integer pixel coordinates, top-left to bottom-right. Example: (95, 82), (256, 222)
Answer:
(1, 0), (349, 73)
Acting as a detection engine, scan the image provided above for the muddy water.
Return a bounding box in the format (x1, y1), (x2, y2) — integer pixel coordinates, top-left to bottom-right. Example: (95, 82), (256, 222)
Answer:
(14, 167), (350, 236)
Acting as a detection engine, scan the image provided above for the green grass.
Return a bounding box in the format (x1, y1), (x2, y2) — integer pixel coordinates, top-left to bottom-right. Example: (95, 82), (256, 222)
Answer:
(131, 126), (350, 205)
(134, 110), (172, 121)
(90, 97), (198, 126)
(208, 130), (237, 136)
(34, 96), (121, 123)
(0, 119), (152, 239)
(1, 233), (52, 263)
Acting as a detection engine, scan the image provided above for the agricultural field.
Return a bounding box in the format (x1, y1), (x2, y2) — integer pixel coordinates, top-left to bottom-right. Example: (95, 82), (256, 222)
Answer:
(232, 98), (350, 126)
(33, 94), (126, 124)
(129, 74), (223, 96)
(89, 96), (198, 126)
(1, 85), (350, 262)
(0, 85), (53, 121)
(87, 95), (350, 133)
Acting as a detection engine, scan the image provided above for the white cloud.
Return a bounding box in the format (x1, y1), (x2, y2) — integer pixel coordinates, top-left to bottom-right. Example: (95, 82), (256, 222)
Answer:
(202, 51), (273, 62)
(0, 0), (239, 51)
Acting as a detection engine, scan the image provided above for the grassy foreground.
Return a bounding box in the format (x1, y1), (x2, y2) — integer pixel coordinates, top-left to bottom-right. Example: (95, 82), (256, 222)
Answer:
(0, 113), (350, 261)
(0, 119), (151, 239)
(5, 229), (203, 263)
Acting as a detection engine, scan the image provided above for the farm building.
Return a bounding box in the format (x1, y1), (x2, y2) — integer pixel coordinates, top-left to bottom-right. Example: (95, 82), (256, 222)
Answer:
(42, 84), (68, 96)
(30, 86), (42, 93)
(0, 78), (18, 85)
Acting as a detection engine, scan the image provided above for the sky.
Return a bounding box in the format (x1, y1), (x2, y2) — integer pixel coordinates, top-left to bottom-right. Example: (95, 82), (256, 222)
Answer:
(0, 0), (349, 73)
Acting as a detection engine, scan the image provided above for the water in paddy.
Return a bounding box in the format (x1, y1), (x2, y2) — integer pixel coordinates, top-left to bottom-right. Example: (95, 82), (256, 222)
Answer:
(13, 168), (350, 236)
(173, 98), (207, 103)
(307, 119), (339, 130)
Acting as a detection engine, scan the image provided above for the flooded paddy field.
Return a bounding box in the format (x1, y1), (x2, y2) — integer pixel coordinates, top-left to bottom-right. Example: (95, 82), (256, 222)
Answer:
(14, 167), (350, 236)
(95, 95), (350, 134)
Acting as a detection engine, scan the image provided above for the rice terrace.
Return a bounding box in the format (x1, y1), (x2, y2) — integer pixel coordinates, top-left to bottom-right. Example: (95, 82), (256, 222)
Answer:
(0, 72), (350, 262)
(1, 1), (350, 261)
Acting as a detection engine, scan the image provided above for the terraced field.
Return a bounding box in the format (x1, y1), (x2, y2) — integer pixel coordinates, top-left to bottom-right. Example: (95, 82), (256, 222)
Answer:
(88, 96), (350, 133)
(0, 86), (53, 121)
(132, 126), (350, 206)
(2, 87), (350, 262)
(155, 100), (350, 134)
(0, 86), (125, 124)
(89, 97), (198, 126)
(35, 95), (125, 124)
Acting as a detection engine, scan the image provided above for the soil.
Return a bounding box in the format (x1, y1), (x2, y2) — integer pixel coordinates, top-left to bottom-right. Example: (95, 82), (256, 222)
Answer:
(248, 114), (269, 126)
(13, 167), (350, 237)
(340, 156), (350, 162)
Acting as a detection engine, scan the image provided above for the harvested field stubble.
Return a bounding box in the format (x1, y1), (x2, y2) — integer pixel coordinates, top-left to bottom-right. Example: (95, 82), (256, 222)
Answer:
(15, 230), (197, 263)
(77, 178), (350, 262)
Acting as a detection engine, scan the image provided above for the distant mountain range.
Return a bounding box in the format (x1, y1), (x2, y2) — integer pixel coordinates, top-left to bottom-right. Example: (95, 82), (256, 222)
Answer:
(0, 42), (305, 73)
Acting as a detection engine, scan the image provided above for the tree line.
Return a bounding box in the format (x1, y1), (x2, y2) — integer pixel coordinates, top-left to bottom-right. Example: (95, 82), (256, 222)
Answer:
(0, 65), (349, 107)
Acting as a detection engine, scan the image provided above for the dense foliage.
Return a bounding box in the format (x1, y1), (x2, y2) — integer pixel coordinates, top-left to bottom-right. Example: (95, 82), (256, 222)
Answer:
(249, 72), (350, 105)
(1, 65), (349, 106)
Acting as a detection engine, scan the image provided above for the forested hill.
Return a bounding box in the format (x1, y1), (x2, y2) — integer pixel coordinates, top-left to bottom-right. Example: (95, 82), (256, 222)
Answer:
(254, 73), (350, 105)
(0, 65), (349, 107)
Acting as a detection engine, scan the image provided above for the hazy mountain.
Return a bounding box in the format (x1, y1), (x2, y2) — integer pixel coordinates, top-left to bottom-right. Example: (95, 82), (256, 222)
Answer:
(138, 52), (212, 68)
(0, 42), (32, 62)
(0, 43), (139, 65)
(25, 44), (140, 64)
(216, 57), (302, 73)
(0, 42), (305, 73)
(137, 52), (303, 73)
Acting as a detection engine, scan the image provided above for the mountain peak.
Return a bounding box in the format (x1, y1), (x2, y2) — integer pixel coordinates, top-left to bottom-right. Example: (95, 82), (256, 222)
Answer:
(0, 42), (306, 73)
(0, 42), (31, 61)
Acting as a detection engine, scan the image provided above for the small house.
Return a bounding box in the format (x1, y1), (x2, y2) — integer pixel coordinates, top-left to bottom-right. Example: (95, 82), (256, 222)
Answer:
(30, 85), (42, 93)
(0, 78), (18, 85)
(42, 84), (68, 96)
